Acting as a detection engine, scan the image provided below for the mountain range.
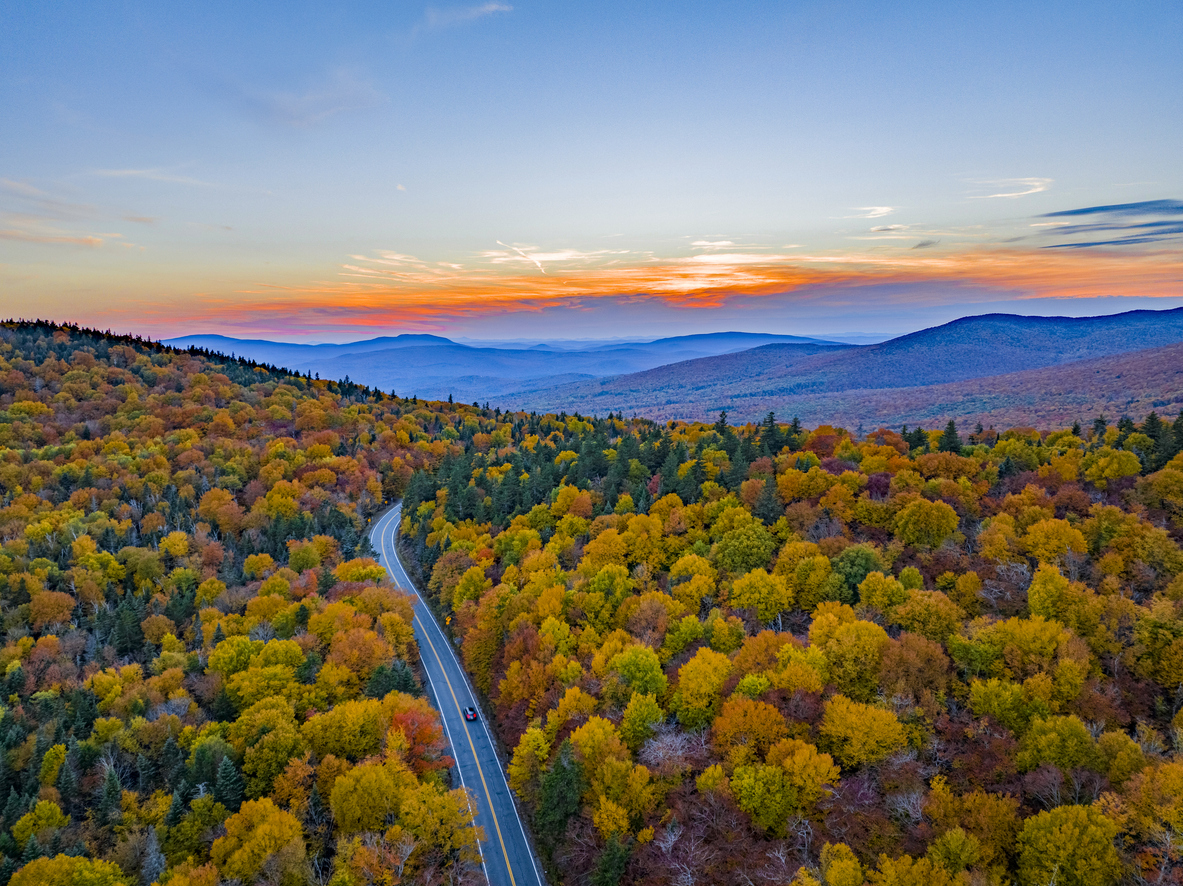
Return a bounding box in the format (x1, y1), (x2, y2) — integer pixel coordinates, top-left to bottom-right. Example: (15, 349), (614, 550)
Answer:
(163, 331), (842, 403)
(168, 307), (1183, 426)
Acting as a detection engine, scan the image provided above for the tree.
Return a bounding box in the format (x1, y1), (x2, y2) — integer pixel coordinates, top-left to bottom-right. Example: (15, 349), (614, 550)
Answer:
(9, 855), (128, 886)
(211, 798), (305, 883)
(1016, 804), (1121, 886)
(671, 647), (733, 729)
(894, 497), (960, 549)
(620, 692), (664, 752)
(819, 695), (906, 768)
(729, 568), (792, 623)
(214, 756), (244, 812)
(509, 727), (552, 805)
(609, 645), (668, 697)
(711, 697), (789, 762)
(939, 420), (962, 453)
(537, 740), (583, 847)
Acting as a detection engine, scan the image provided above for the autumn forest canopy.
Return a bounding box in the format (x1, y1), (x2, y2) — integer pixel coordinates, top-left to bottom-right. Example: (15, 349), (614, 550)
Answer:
(1, 320), (1183, 885)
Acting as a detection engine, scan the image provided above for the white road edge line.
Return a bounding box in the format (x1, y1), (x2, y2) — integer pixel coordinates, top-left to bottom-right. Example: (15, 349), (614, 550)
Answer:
(376, 504), (545, 886)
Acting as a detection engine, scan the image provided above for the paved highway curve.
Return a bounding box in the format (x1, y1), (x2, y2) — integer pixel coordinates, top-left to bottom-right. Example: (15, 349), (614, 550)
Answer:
(370, 504), (544, 886)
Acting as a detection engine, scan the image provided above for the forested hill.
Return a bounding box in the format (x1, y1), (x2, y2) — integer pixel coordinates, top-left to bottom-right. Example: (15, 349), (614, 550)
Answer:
(5, 320), (1183, 885)
(506, 307), (1183, 422)
(0, 321), (495, 886)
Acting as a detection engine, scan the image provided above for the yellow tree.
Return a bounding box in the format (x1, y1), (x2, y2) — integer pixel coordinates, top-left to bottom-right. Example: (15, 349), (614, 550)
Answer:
(671, 647), (733, 729)
(211, 798), (306, 884)
(819, 695), (906, 768)
(1016, 804), (1121, 886)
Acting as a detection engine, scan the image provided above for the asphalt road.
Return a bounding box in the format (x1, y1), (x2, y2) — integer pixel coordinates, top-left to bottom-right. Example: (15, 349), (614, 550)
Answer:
(370, 505), (544, 886)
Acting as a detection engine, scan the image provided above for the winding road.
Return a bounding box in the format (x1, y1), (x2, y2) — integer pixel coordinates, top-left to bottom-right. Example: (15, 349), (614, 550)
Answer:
(370, 505), (544, 886)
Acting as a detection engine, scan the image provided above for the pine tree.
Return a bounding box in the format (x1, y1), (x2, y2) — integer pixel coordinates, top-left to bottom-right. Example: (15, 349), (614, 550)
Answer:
(98, 767), (122, 824)
(939, 420), (963, 453)
(753, 476), (783, 525)
(760, 412), (782, 454)
(592, 836), (631, 886)
(137, 753), (156, 792)
(536, 740), (584, 848)
(210, 687), (236, 722)
(164, 789), (186, 828)
(214, 756), (244, 812)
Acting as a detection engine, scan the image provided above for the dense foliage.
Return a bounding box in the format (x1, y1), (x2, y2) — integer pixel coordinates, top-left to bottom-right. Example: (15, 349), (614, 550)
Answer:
(7, 320), (1183, 886)
(0, 322), (484, 885)
(403, 404), (1183, 885)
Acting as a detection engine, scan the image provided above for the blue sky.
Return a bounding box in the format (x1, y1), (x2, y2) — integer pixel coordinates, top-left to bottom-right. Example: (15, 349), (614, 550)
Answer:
(1, 1), (1181, 340)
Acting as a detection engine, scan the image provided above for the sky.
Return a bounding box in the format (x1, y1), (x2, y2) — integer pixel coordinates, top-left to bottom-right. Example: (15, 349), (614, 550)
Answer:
(1, 1), (1181, 342)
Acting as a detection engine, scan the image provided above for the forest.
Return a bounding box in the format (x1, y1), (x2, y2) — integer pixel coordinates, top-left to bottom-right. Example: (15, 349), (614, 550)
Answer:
(0, 322), (484, 886)
(3, 320), (1183, 885)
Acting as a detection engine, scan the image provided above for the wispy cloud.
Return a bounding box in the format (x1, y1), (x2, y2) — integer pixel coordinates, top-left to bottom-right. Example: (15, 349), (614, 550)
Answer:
(1036, 199), (1183, 248)
(692, 240), (735, 248)
(912, 239), (939, 249)
(0, 228), (102, 247)
(231, 68), (385, 128)
(968, 178), (1052, 199)
(847, 207), (894, 219)
(870, 224), (908, 233)
(1041, 199), (1183, 219)
(422, 2), (512, 30)
(1, 178), (96, 220)
(92, 168), (216, 188)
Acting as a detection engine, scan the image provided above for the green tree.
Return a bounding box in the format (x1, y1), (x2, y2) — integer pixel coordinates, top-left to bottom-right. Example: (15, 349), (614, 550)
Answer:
(939, 420), (963, 453)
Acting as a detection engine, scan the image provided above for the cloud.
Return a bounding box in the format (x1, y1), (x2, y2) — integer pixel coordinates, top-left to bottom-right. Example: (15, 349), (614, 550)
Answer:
(912, 240), (939, 249)
(92, 168), (216, 188)
(1035, 199), (1183, 248)
(1, 178), (97, 220)
(847, 207), (894, 219)
(968, 178), (1052, 199)
(692, 240), (735, 248)
(232, 68), (385, 128)
(1040, 199), (1183, 219)
(870, 224), (908, 232)
(422, 3), (512, 29)
(123, 215), (158, 224)
(0, 228), (102, 247)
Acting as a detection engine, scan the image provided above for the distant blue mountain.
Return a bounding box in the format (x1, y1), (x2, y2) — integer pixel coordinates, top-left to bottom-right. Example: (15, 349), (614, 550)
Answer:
(162, 330), (844, 399)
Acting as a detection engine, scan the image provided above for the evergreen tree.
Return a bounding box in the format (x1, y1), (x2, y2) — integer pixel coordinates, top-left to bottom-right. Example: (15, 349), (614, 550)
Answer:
(753, 476), (783, 525)
(786, 416), (804, 451)
(592, 836), (631, 886)
(136, 753), (156, 792)
(713, 411), (729, 437)
(939, 420), (963, 453)
(20, 835), (39, 865)
(296, 651), (323, 685)
(1092, 415), (1108, 443)
(210, 686), (236, 722)
(164, 789), (186, 828)
(214, 756), (244, 812)
(760, 412), (782, 454)
(98, 767), (122, 825)
(536, 740), (583, 848)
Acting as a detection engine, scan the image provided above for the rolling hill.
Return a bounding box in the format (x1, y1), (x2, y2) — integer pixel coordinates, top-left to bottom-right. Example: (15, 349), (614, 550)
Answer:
(502, 308), (1183, 423)
(165, 330), (842, 401)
